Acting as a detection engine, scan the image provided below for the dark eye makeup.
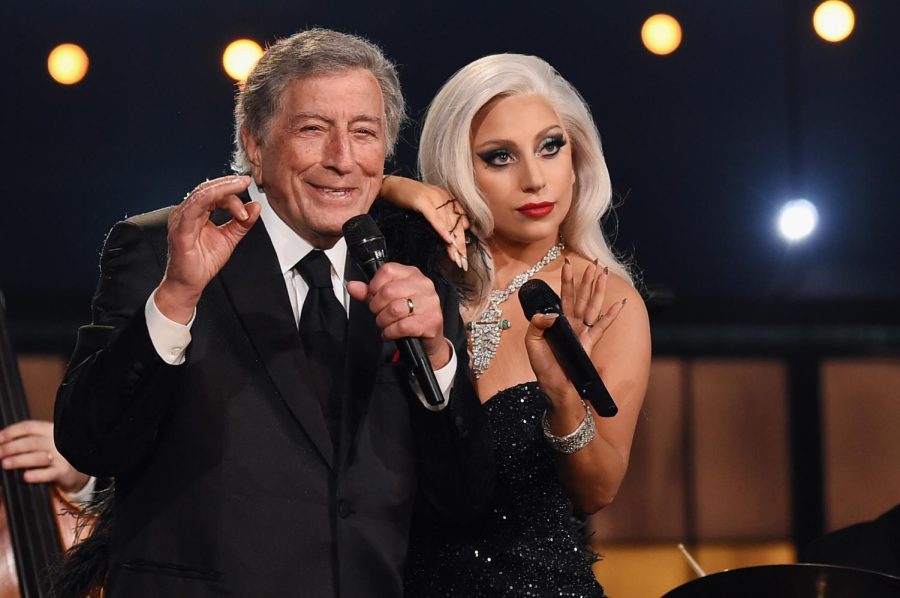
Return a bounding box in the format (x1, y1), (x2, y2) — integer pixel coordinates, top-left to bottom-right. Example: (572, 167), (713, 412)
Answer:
(477, 133), (567, 168)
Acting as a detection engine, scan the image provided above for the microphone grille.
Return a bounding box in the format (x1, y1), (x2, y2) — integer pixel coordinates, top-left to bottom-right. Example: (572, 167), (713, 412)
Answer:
(343, 214), (385, 262)
(518, 279), (562, 320)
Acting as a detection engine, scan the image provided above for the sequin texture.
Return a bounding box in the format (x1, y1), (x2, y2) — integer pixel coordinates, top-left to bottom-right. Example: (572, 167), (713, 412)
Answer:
(406, 382), (604, 597)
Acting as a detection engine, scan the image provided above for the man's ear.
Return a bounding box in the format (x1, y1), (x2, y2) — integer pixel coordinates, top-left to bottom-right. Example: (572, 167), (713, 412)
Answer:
(241, 127), (263, 183)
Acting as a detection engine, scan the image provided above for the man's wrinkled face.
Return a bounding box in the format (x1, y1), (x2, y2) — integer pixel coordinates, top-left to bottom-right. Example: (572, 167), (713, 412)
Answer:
(244, 69), (387, 248)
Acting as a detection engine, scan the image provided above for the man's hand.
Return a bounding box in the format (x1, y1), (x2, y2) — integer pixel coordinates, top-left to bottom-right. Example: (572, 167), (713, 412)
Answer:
(155, 175), (261, 323)
(347, 263), (451, 369)
(0, 420), (89, 494)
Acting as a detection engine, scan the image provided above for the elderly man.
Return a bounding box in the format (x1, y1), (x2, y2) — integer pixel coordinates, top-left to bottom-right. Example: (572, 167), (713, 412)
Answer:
(54, 29), (492, 597)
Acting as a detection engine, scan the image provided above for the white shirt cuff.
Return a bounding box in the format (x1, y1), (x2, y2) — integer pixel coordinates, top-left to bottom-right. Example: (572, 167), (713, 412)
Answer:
(414, 338), (456, 412)
(63, 475), (97, 504)
(145, 288), (194, 365)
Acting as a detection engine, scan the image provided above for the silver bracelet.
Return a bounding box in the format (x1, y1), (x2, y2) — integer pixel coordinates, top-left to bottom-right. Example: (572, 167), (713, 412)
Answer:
(541, 400), (596, 454)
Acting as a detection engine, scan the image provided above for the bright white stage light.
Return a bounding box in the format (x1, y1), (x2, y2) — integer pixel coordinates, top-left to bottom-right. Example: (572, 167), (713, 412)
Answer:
(778, 199), (818, 242)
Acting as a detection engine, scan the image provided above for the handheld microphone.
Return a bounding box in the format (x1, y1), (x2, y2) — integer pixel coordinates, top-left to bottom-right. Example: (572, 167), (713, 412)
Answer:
(343, 214), (445, 407)
(518, 279), (617, 417)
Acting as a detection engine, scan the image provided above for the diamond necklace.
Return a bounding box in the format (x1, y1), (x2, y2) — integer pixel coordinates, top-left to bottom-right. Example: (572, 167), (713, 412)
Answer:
(466, 240), (565, 378)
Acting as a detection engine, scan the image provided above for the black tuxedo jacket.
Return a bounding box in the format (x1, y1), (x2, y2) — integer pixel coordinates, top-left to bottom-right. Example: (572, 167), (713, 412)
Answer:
(54, 207), (493, 597)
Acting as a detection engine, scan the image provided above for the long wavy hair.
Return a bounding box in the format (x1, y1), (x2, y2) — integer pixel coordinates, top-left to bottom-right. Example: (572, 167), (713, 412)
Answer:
(418, 54), (632, 312)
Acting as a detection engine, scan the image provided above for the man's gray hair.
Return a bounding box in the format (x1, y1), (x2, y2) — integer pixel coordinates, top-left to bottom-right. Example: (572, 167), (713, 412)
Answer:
(232, 28), (405, 173)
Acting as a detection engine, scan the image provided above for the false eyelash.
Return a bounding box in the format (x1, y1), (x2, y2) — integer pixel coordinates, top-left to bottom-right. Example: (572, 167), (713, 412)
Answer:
(540, 135), (567, 152)
(477, 149), (512, 166)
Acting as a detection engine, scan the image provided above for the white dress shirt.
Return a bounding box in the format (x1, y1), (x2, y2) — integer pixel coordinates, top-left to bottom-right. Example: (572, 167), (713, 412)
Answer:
(145, 181), (455, 409)
(63, 475), (98, 504)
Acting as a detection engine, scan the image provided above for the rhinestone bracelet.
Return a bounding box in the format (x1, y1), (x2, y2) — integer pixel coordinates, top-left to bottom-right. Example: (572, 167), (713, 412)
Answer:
(541, 400), (596, 454)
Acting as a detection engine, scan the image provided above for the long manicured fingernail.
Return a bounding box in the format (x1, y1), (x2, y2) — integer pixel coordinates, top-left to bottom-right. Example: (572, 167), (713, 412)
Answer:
(622, 298), (628, 305)
(461, 253), (469, 272)
(593, 258), (600, 266)
(239, 208), (249, 220)
(539, 312), (560, 320)
(604, 266), (609, 275)
(564, 256), (571, 265)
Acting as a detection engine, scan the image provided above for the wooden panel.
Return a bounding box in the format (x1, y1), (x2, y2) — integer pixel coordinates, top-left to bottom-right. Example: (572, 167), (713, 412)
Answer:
(594, 541), (795, 598)
(591, 358), (687, 542)
(593, 543), (692, 598)
(17, 354), (67, 422)
(693, 541), (795, 574)
(821, 359), (900, 531)
(691, 360), (791, 540)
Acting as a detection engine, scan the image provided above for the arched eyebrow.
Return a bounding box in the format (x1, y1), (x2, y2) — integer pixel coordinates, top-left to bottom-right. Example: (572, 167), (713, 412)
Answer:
(473, 124), (564, 152)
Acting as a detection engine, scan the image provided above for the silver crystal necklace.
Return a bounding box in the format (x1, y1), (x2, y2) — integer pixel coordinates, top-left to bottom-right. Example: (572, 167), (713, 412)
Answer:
(466, 240), (565, 378)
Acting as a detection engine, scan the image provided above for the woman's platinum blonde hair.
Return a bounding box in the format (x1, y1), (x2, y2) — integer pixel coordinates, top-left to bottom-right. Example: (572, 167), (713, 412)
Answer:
(418, 53), (632, 310)
(232, 28), (405, 174)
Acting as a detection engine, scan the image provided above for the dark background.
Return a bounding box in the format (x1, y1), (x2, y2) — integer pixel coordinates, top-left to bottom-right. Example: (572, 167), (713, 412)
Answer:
(4, 0), (899, 340)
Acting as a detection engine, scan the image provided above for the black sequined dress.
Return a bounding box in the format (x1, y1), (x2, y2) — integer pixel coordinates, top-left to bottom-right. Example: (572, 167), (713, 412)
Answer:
(405, 382), (604, 598)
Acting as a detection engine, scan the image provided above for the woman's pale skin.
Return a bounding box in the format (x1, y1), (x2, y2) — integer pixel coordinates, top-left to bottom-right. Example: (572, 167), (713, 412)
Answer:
(381, 94), (651, 513)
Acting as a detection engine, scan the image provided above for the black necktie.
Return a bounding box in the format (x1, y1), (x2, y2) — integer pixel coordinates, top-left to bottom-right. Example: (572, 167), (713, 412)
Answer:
(296, 250), (347, 445)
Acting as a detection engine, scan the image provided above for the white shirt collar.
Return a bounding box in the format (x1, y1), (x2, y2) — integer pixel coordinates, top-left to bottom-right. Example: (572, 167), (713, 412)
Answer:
(249, 180), (347, 278)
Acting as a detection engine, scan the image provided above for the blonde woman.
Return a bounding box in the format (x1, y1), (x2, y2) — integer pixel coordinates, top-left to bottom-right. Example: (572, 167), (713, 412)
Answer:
(381, 54), (651, 597)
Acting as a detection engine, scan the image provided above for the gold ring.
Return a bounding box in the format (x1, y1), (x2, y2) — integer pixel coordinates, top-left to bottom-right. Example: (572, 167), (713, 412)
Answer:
(406, 297), (415, 316)
(584, 314), (603, 328)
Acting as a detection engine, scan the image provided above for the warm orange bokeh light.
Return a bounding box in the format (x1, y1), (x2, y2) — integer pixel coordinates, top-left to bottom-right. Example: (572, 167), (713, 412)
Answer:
(223, 39), (264, 82)
(641, 14), (683, 56)
(47, 43), (89, 85)
(813, 1), (855, 42)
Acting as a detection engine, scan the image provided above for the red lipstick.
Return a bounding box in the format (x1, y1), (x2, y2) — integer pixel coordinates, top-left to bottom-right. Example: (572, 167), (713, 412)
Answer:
(517, 202), (555, 218)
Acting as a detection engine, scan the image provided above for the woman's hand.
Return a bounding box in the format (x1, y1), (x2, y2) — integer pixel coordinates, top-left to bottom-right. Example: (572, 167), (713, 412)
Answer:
(524, 259), (648, 513)
(561, 258), (626, 341)
(525, 258), (625, 405)
(0, 420), (90, 494)
(380, 175), (469, 270)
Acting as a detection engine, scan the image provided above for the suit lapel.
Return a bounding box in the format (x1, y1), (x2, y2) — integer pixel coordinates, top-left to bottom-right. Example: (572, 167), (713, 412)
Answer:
(338, 260), (387, 467)
(218, 220), (335, 468)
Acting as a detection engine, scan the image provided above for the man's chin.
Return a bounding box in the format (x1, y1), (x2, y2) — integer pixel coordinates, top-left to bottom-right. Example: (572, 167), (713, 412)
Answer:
(333, 205), (376, 228)
(300, 201), (377, 245)
(308, 220), (359, 248)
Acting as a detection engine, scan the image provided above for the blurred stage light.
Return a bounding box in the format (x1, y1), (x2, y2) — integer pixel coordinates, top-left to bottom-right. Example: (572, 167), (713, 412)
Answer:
(813, 1), (855, 42)
(641, 14), (682, 56)
(778, 199), (819, 242)
(47, 43), (89, 85)
(223, 39), (263, 82)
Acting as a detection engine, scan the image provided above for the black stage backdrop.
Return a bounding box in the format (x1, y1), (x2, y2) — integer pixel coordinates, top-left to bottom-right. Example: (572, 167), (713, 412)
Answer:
(5, 0), (900, 339)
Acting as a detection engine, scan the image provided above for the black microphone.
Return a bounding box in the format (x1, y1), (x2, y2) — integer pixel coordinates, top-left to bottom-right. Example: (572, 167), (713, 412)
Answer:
(343, 214), (446, 407)
(518, 279), (617, 417)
